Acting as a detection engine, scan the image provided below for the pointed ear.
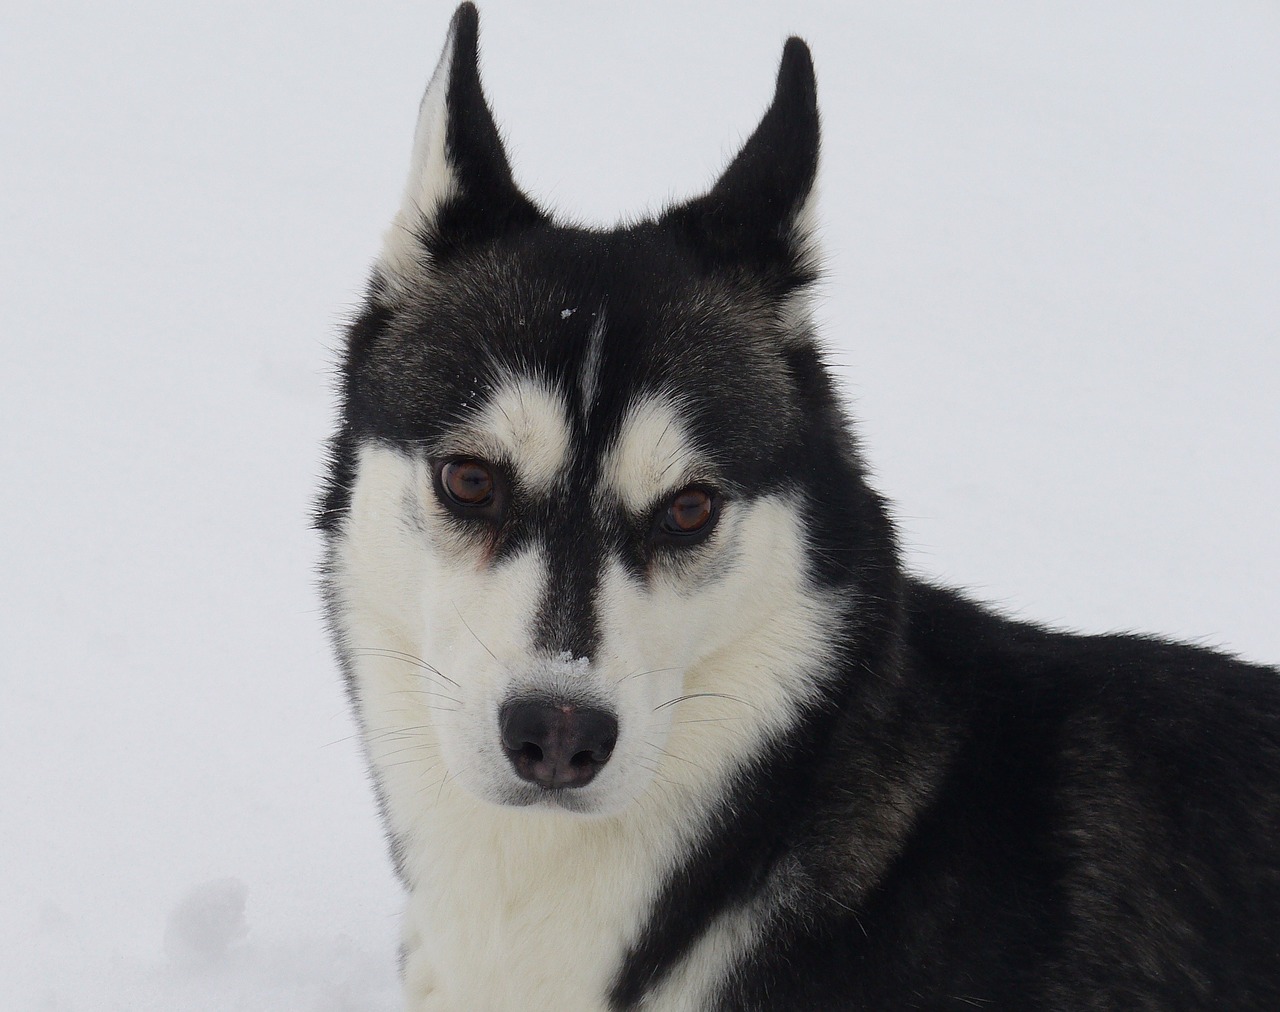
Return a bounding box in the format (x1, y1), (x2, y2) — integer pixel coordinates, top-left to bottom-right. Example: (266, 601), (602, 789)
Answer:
(661, 37), (820, 289)
(377, 3), (542, 297)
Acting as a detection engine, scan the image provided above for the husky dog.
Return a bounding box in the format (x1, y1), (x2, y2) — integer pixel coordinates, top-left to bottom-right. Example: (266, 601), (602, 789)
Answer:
(317, 5), (1280, 1008)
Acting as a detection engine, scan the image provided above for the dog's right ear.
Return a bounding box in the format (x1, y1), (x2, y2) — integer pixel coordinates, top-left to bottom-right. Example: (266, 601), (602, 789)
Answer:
(376, 2), (541, 299)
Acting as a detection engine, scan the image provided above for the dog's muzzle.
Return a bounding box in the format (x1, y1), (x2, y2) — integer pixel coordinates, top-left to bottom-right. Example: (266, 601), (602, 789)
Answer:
(499, 696), (619, 789)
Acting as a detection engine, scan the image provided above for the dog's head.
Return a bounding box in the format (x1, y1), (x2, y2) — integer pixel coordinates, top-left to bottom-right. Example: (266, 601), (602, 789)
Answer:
(320, 5), (886, 819)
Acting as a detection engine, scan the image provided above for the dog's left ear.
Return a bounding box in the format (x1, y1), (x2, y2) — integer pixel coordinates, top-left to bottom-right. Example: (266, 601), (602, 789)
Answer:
(377, 2), (542, 298)
(661, 37), (819, 290)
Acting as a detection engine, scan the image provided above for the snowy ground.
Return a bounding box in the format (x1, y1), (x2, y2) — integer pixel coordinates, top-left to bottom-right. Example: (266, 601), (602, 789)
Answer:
(2, 2), (1276, 1007)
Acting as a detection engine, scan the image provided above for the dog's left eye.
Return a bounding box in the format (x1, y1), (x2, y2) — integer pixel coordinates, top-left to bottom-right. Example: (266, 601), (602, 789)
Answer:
(657, 486), (718, 542)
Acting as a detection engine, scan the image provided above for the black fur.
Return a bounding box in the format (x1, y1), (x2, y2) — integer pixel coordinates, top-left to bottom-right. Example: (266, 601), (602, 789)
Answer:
(318, 6), (1280, 1008)
(700, 582), (1280, 1009)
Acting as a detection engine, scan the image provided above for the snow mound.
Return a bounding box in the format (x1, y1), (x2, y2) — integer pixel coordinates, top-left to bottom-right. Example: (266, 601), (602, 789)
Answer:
(163, 878), (249, 968)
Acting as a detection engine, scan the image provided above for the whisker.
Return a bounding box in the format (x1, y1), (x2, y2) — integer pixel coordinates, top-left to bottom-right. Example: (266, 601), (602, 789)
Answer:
(642, 739), (698, 768)
(634, 762), (683, 794)
(380, 750), (442, 767)
(406, 764), (444, 784)
(670, 716), (754, 725)
(653, 692), (756, 712)
(376, 737), (440, 755)
(615, 665), (682, 685)
(350, 647), (460, 687)
(320, 732), (363, 749)
(649, 720), (753, 751)
(364, 723), (438, 739)
(384, 687), (464, 706)
(368, 733), (437, 748)
(436, 767), (463, 805)
(452, 604), (499, 663)
(415, 768), (451, 800)
(383, 702), (461, 714)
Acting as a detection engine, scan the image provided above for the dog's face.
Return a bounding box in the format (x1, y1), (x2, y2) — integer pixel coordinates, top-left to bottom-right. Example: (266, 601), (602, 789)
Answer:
(321, 7), (866, 818)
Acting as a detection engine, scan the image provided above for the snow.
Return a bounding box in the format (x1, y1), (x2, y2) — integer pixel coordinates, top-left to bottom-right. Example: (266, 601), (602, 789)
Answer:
(1, 1), (1276, 1006)
(164, 879), (249, 969)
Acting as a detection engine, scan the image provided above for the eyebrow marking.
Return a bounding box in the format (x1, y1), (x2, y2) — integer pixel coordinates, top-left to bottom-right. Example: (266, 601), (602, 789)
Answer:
(448, 375), (571, 492)
(602, 393), (705, 513)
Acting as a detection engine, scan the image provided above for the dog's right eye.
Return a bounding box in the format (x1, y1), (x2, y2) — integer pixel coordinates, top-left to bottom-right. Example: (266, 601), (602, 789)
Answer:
(438, 459), (497, 509)
(665, 488), (713, 534)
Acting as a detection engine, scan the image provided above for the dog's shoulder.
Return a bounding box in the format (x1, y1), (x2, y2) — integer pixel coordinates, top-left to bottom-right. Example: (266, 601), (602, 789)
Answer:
(740, 582), (1280, 1008)
(904, 577), (1280, 733)
(902, 577), (1280, 827)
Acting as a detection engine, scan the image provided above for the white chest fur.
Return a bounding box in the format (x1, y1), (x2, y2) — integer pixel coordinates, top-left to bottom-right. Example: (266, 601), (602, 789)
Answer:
(397, 798), (771, 1012)
(397, 796), (704, 1010)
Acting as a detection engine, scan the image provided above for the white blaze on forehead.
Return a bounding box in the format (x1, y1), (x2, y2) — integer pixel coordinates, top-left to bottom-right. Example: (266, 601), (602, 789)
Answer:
(603, 393), (705, 513)
(448, 376), (572, 493)
(578, 307), (607, 419)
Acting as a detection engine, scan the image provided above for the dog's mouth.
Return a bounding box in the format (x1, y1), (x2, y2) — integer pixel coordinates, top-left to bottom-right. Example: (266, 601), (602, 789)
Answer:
(499, 782), (606, 815)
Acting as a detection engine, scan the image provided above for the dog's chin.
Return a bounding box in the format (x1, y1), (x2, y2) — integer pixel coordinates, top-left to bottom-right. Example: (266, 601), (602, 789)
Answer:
(481, 781), (632, 818)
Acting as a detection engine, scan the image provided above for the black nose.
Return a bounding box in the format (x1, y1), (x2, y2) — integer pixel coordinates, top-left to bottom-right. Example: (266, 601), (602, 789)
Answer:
(499, 697), (619, 789)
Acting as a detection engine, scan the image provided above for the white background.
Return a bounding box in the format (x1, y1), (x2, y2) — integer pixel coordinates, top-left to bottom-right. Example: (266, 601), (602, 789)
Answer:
(2, 2), (1276, 1007)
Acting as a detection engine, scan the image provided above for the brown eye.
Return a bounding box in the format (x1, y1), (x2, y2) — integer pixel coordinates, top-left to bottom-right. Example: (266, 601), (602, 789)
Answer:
(662, 487), (714, 536)
(440, 459), (495, 507)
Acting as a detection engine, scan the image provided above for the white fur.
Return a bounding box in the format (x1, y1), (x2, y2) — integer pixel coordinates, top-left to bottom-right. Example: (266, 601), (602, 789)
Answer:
(603, 394), (705, 514)
(378, 24), (459, 297)
(789, 184), (821, 266)
(777, 186), (823, 345)
(578, 307), (608, 419)
(447, 375), (573, 494)
(331, 382), (842, 1008)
